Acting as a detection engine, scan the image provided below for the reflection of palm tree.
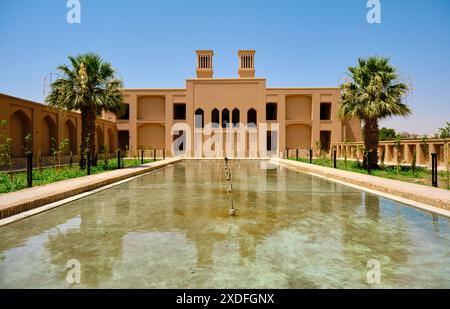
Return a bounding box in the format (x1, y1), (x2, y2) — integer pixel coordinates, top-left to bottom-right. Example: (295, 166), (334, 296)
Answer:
(341, 193), (410, 287)
(45, 209), (125, 287)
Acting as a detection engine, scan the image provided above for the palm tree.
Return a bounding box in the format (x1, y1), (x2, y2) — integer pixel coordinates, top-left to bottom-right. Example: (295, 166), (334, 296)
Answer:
(338, 57), (411, 169)
(46, 53), (124, 168)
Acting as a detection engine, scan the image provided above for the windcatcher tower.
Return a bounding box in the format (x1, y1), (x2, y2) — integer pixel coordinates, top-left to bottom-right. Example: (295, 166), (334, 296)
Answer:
(238, 50), (255, 78)
(196, 50), (214, 78)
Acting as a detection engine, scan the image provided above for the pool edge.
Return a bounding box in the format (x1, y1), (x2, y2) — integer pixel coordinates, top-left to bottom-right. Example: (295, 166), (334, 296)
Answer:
(0, 158), (182, 226)
(273, 158), (450, 218)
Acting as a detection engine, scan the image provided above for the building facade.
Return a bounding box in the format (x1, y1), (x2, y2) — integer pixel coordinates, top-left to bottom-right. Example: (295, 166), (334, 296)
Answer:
(0, 93), (117, 168)
(118, 50), (362, 158)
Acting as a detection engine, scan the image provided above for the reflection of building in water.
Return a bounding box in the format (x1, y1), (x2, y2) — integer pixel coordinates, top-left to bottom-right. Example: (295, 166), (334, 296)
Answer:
(3, 162), (420, 288)
(195, 238), (215, 267)
(239, 236), (257, 265)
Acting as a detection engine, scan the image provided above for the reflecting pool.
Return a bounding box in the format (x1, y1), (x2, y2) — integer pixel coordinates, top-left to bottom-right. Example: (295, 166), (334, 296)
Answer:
(0, 161), (449, 288)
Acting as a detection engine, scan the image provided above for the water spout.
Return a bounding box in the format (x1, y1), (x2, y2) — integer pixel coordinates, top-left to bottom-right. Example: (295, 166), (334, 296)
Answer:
(225, 157), (236, 216)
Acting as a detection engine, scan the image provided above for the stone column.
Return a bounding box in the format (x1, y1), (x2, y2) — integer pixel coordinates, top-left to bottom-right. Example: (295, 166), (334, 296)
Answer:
(128, 94), (138, 155)
(311, 94), (321, 152)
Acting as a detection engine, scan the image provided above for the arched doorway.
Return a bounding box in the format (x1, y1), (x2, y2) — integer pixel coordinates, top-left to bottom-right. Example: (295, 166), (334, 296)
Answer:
(40, 115), (57, 156)
(63, 119), (77, 155)
(10, 110), (32, 157)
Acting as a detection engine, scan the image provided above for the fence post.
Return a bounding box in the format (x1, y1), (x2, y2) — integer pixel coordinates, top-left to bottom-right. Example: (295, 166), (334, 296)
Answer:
(333, 150), (337, 169)
(141, 149), (144, 165)
(117, 149), (121, 169)
(26, 152), (33, 188)
(309, 149), (313, 163)
(154, 149), (157, 162)
(87, 150), (91, 175)
(432, 153), (438, 187)
(296, 149), (299, 161)
(163, 149), (165, 160)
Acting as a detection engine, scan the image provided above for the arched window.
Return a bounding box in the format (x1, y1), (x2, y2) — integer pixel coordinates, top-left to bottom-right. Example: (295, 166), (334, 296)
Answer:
(232, 109), (240, 127)
(195, 108), (204, 129)
(222, 109), (230, 128)
(211, 109), (220, 128)
(247, 108), (257, 127)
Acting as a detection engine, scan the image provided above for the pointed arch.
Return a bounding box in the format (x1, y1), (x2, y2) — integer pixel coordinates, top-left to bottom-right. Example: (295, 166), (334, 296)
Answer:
(232, 108), (240, 127)
(10, 109), (32, 157)
(222, 108), (230, 128)
(211, 108), (220, 128)
(247, 108), (257, 127)
(195, 108), (204, 129)
(40, 115), (57, 156)
(63, 119), (77, 155)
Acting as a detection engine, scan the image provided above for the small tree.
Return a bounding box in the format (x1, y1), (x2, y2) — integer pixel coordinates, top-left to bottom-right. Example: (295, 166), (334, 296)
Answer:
(0, 120), (14, 178)
(315, 140), (322, 157)
(69, 151), (73, 168)
(394, 134), (402, 176)
(57, 139), (69, 168)
(50, 137), (58, 166)
(379, 127), (397, 141)
(380, 147), (386, 169)
(356, 144), (364, 166)
(102, 144), (109, 169)
(420, 136), (430, 166)
(24, 133), (33, 156)
(411, 148), (417, 176)
(438, 122), (450, 189)
(37, 149), (43, 171)
(344, 138), (354, 167)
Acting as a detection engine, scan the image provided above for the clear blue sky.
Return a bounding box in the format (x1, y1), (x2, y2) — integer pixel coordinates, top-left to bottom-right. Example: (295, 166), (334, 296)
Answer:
(0, 0), (449, 134)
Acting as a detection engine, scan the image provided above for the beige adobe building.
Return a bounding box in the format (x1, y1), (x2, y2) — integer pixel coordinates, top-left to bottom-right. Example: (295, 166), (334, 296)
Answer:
(0, 93), (117, 168)
(118, 50), (362, 158)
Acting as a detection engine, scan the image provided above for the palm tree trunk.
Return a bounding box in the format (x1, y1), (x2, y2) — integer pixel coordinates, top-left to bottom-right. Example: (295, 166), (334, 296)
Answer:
(363, 117), (379, 169)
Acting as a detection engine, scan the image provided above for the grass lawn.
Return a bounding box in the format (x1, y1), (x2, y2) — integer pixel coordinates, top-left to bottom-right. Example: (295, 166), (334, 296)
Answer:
(289, 156), (450, 190)
(0, 159), (154, 194)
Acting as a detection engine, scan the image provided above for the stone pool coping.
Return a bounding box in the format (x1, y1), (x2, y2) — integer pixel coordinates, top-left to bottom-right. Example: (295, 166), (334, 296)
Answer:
(0, 158), (182, 221)
(273, 158), (450, 216)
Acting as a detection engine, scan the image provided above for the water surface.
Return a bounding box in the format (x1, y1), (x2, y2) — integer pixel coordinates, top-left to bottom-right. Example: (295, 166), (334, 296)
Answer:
(0, 161), (449, 288)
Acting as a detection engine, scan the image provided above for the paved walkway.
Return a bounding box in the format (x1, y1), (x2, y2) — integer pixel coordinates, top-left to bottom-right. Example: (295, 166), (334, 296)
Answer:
(273, 158), (450, 211)
(0, 158), (181, 219)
